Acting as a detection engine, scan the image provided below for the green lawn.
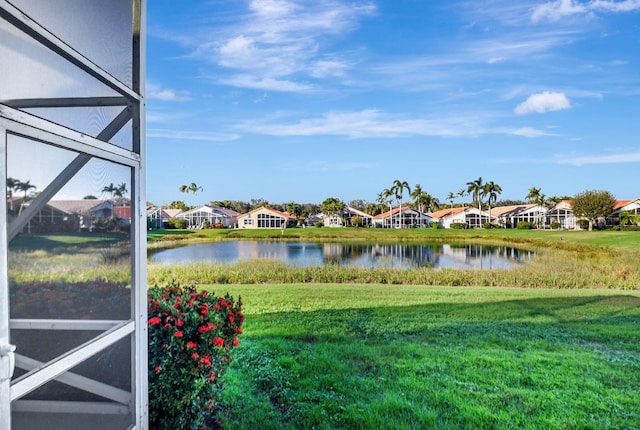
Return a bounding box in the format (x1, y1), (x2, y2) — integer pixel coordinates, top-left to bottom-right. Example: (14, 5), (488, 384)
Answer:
(211, 284), (640, 429)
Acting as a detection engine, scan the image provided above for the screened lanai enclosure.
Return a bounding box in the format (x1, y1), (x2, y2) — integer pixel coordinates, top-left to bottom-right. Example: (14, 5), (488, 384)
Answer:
(1, 1), (147, 429)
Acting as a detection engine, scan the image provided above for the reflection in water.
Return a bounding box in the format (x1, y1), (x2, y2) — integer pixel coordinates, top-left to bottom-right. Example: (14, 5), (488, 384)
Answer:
(149, 241), (533, 270)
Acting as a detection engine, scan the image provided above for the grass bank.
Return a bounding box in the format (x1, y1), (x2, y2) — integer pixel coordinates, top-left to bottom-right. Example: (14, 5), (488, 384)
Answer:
(210, 284), (640, 429)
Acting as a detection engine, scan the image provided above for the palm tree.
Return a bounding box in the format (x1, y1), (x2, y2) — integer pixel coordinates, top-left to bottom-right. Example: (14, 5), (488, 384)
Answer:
(457, 188), (467, 207)
(377, 188), (394, 228)
(179, 182), (203, 195)
(526, 187), (541, 204)
(447, 191), (455, 209)
(7, 177), (18, 213)
(482, 181), (502, 227)
(16, 179), (36, 215)
(391, 179), (410, 228)
(466, 177), (484, 227)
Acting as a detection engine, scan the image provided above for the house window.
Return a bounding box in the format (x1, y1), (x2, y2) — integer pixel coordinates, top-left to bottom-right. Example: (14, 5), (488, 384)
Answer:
(257, 213), (284, 228)
(244, 218), (253, 225)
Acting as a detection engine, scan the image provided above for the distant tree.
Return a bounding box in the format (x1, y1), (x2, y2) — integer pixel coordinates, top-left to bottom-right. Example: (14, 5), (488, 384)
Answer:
(494, 199), (526, 207)
(446, 191), (455, 208)
(348, 199), (367, 211)
(164, 200), (189, 211)
(249, 198), (269, 210)
(466, 176), (484, 213)
(179, 182), (203, 195)
(16, 180), (36, 215)
(457, 188), (467, 206)
(364, 202), (383, 216)
(571, 190), (617, 231)
(482, 181), (502, 225)
(467, 177), (484, 225)
(546, 195), (572, 206)
(391, 179), (411, 228)
(526, 187), (542, 204)
(377, 188), (394, 227)
(286, 202), (302, 224)
(619, 211), (640, 227)
(320, 197), (345, 217)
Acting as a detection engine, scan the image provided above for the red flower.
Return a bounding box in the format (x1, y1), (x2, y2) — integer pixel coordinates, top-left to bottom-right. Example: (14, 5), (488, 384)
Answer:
(199, 354), (212, 367)
(191, 352), (199, 360)
(174, 331), (183, 338)
(155, 366), (162, 374)
(228, 312), (235, 323)
(148, 316), (162, 325)
(232, 336), (239, 347)
(175, 319), (184, 327)
(198, 323), (214, 333)
(213, 337), (224, 348)
(187, 341), (198, 349)
(208, 371), (216, 381)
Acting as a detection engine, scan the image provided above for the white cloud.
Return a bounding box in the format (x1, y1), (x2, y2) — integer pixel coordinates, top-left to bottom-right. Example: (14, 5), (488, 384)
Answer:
(147, 129), (240, 142)
(203, 1), (376, 91)
(532, 0), (588, 22)
(557, 151), (640, 165)
(237, 109), (550, 139)
(591, 0), (640, 12)
(218, 74), (313, 92)
(147, 82), (191, 101)
(514, 91), (571, 114)
(511, 127), (553, 137)
(532, 0), (640, 22)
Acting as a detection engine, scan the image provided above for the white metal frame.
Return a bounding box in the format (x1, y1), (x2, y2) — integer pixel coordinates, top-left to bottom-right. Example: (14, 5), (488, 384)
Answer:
(0, 0), (147, 428)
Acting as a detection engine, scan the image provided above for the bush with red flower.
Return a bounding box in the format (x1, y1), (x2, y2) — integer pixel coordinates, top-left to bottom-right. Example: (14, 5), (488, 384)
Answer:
(148, 282), (244, 430)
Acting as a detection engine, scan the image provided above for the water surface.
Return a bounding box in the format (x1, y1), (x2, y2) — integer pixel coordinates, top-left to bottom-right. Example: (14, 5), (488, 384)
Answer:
(149, 241), (531, 270)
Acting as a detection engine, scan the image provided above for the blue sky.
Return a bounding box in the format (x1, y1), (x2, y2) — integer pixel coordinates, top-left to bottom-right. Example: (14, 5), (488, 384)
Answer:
(146, 0), (639, 207)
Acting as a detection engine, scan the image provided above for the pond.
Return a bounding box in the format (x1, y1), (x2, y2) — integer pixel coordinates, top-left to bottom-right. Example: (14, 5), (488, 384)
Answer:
(148, 241), (533, 270)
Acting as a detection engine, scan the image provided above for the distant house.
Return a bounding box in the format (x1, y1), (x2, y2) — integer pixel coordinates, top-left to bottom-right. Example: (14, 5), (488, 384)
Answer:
(21, 199), (115, 233)
(237, 206), (297, 229)
(430, 206), (491, 229)
(308, 206), (374, 228)
(147, 207), (183, 229)
(373, 206), (431, 228)
(611, 198), (640, 216)
(177, 205), (240, 229)
(546, 200), (576, 229)
(491, 204), (548, 228)
(115, 206), (132, 228)
(606, 199), (639, 226)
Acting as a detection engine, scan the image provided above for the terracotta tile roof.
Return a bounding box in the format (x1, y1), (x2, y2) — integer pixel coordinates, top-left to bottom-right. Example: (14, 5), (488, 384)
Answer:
(430, 206), (469, 219)
(490, 204), (536, 217)
(613, 200), (632, 210)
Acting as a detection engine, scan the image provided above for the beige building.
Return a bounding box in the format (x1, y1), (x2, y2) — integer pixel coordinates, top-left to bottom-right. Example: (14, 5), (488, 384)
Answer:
(237, 206), (297, 229)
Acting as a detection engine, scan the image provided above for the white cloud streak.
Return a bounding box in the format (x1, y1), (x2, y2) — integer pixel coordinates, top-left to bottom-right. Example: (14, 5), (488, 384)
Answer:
(532, 0), (640, 23)
(147, 129), (240, 142)
(514, 91), (571, 114)
(147, 82), (191, 101)
(237, 109), (549, 139)
(557, 151), (640, 165)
